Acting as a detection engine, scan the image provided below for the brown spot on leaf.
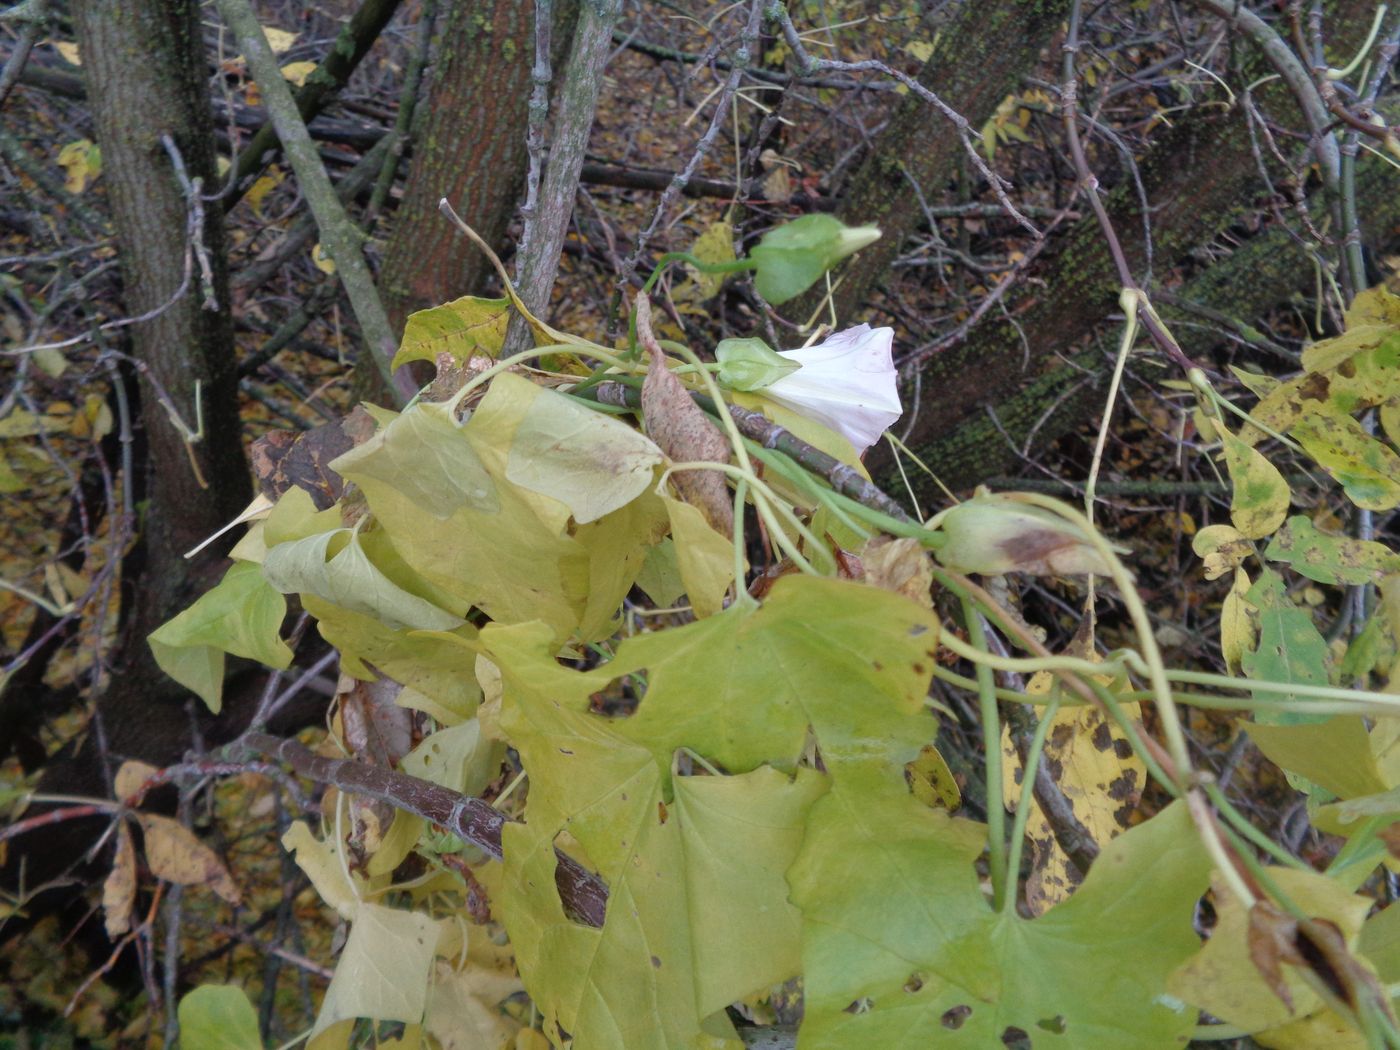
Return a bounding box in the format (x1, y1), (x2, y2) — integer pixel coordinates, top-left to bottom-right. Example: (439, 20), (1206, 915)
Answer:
(941, 1005), (971, 1029)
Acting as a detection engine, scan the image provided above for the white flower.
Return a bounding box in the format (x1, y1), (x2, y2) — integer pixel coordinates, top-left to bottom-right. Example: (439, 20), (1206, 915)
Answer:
(762, 324), (902, 455)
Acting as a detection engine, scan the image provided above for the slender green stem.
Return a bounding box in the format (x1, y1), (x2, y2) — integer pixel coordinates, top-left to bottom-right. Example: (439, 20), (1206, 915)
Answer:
(1203, 780), (1309, 871)
(446, 344), (635, 417)
(963, 599), (1008, 911)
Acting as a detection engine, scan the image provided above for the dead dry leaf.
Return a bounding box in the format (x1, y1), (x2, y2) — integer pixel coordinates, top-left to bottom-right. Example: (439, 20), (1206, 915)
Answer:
(636, 296), (733, 535)
(114, 759), (160, 802)
(137, 813), (241, 905)
(102, 822), (137, 938)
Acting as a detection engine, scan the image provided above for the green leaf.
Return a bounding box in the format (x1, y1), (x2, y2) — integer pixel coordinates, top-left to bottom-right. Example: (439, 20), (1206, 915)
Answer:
(1218, 426), (1290, 539)
(663, 494), (738, 618)
(505, 385), (663, 523)
(177, 984), (261, 1050)
(1292, 403), (1400, 511)
(634, 538), (686, 608)
(392, 295), (510, 369)
(749, 215), (879, 305)
(148, 561), (293, 713)
(333, 374), (592, 641)
(482, 575), (941, 1049)
(1246, 717), (1390, 800)
(329, 402), (497, 520)
(714, 337), (800, 392)
(400, 719), (502, 796)
(311, 902), (443, 1037)
(1239, 570), (1331, 724)
(1265, 515), (1400, 585)
(305, 595), (479, 720)
(792, 800), (1210, 1048)
(263, 527), (464, 632)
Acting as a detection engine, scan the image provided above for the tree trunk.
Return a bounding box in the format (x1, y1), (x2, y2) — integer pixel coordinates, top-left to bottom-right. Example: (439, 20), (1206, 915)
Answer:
(788, 0), (1072, 326)
(878, 106), (1400, 499)
(2, 0), (252, 897)
(380, 0), (570, 331)
(878, 0), (1383, 498)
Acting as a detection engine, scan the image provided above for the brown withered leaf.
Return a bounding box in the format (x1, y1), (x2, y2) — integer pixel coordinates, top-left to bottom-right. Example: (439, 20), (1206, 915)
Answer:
(102, 822), (137, 938)
(137, 813), (241, 904)
(250, 407), (377, 508)
(1247, 902), (1394, 1026)
(861, 536), (934, 608)
(1248, 899), (1303, 1010)
(636, 296), (734, 535)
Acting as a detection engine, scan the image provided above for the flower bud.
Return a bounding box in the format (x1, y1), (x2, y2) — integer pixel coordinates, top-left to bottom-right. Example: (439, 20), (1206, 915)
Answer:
(715, 337), (801, 392)
(750, 215), (881, 305)
(932, 493), (1119, 576)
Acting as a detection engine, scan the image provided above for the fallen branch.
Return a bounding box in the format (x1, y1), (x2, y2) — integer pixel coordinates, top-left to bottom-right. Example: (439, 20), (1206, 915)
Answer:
(236, 731), (609, 928)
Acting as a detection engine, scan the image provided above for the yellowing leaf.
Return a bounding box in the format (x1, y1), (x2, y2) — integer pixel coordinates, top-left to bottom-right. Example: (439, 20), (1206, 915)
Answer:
(114, 760), (160, 801)
(1292, 403), (1400, 511)
(53, 40), (81, 65)
(262, 527), (465, 632)
(1219, 426), (1290, 538)
(687, 221), (737, 299)
(261, 25), (298, 53)
(393, 296), (511, 369)
(245, 165), (283, 216)
(331, 375), (595, 640)
(1247, 717), (1390, 799)
(311, 243), (336, 274)
(56, 139), (101, 194)
(137, 813), (240, 904)
(505, 385), (663, 523)
(1222, 567), (1255, 674)
(282, 820), (361, 920)
(331, 402), (497, 520)
(425, 946), (526, 1050)
(280, 60), (317, 86)
(400, 720), (502, 797)
(1170, 869), (1374, 1036)
(663, 494), (737, 618)
(307, 596), (480, 720)
(311, 902), (443, 1037)
(1002, 697), (1144, 912)
(484, 575), (939, 1048)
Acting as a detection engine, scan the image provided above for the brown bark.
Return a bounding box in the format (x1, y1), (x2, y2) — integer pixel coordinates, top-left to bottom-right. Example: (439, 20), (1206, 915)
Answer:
(379, 1), (544, 331)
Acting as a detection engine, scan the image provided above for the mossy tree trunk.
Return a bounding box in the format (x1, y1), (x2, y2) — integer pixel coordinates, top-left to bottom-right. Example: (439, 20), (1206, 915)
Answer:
(878, 0), (1384, 499)
(788, 0), (1072, 326)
